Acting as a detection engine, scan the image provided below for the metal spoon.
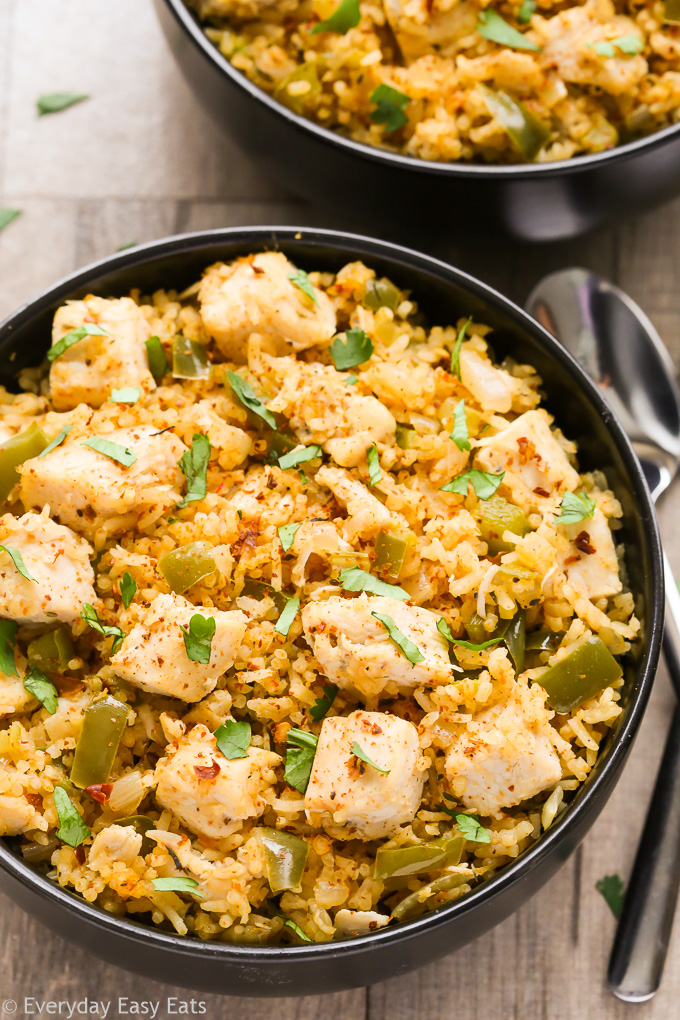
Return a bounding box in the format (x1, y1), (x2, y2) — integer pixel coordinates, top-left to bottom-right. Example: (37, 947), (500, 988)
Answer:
(525, 268), (680, 1002)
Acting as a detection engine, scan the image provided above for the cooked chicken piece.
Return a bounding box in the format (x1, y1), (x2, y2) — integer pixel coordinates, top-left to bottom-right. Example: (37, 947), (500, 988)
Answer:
(475, 410), (580, 510)
(180, 400), (251, 469)
(302, 594), (451, 700)
(20, 425), (187, 540)
(315, 465), (407, 541)
(0, 671), (37, 719)
(459, 348), (522, 414)
(334, 909), (390, 936)
(0, 792), (45, 836)
(49, 296), (156, 411)
(199, 253), (336, 362)
(537, 0), (647, 96)
(383, 0), (478, 61)
(0, 510), (95, 624)
(155, 723), (281, 839)
(305, 710), (427, 840)
(445, 682), (562, 817)
(42, 691), (90, 743)
(265, 359), (396, 467)
(561, 506), (621, 600)
(110, 593), (247, 703)
(88, 824), (143, 871)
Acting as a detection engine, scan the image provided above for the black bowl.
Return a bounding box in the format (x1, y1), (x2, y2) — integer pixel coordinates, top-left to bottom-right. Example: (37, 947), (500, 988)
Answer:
(0, 227), (663, 995)
(154, 0), (680, 242)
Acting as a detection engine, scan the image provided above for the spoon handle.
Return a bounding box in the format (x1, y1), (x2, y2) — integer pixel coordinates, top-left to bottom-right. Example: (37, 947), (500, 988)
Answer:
(607, 552), (680, 1001)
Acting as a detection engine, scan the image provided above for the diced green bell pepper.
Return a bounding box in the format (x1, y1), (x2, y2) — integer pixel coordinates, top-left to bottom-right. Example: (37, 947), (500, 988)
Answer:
(27, 627), (74, 674)
(525, 629), (560, 653)
(538, 635), (623, 714)
(172, 336), (210, 379)
(241, 577), (289, 614)
(158, 541), (217, 595)
(374, 531), (414, 583)
(478, 495), (532, 555)
(116, 814), (155, 855)
(258, 827), (310, 893)
(273, 63), (321, 114)
(505, 610), (525, 673)
(0, 423), (49, 501)
(395, 424), (416, 449)
(363, 277), (401, 312)
(71, 695), (130, 789)
(374, 833), (464, 880)
(391, 871), (469, 922)
(481, 86), (551, 160)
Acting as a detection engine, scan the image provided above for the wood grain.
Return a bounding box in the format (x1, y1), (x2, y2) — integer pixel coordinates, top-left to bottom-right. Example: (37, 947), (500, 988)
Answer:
(0, 1), (679, 1015)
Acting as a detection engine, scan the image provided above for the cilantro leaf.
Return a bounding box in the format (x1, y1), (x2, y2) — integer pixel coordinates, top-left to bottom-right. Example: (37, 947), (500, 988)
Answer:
(371, 611), (424, 664)
(180, 613), (216, 664)
(0, 620), (18, 677)
(455, 812), (491, 843)
(436, 617), (503, 651)
(311, 0), (360, 34)
(350, 741), (390, 774)
(48, 322), (108, 362)
(284, 728), (318, 792)
(370, 84), (411, 133)
(451, 400), (470, 452)
(339, 566), (410, 600)
(53, 787), (90, 848)
(591, 40), (616, 57)
(145, 336), (169, 382)
(227, 369), (277, 429)
(177, 432), (211, 509)
(152, 876), (203, 897)
(596, 874), (625, 918)
(23, 667), (59, 714)
(345, 374), (358, 386)
(116, 241), (137, 251)
(120, 572), (136, 609)
(450, 317), (471, 380)
(0, 208), (21, 233)
(278, 444), (322, 470)
(37, 92), (89, 116)
(329, 328), (374, 370)
(81, 604), (126, 652)
(38, 425), (73, 458)
(288, 269), (318, 305)
(0, 544), (36, 581)
(278, 522), (302, 552)
(517, 0), (536, 23)
(310, 683), (338, 722)
(556, 491), (596, 525)
(214, 719), (252, 760)
(612, 34), (644, 54)
(440, 469), (504, 500)
(275, 597), (301, 636)
(110, 387), (141, 404)
(477, 9), (541, 51)
(367, 443), (381, 487)
(281, 917), (312, 942)
(82, 436), (136, 467)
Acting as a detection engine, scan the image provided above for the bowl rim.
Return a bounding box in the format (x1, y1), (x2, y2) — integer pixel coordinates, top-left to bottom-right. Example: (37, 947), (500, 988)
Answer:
(160, 0), (680, 180)
(0, 225), (663, 964)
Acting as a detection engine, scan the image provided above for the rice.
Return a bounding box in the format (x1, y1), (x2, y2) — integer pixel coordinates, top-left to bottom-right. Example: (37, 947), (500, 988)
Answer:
(0, 252), (638, 945)
(190, 0), (680, 163)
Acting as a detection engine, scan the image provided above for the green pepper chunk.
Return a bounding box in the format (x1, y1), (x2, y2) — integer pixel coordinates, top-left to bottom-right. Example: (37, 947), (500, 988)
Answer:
(478, 494), (532, 555)
(391, 871), (469, 922)
(70, 695), (130, 789)
(27, 627), (74, 674)
(465, 612), (509, 646)
(374, 531), (414, 583)
(21, 834), (59, 863)
(0, 423), (49, 501)
(538, 635), (623, 714)
(505, 610), (525, 673)
(172, 336), (210, 379)
(257, 827), (310, 893)
(328, 550), (372, 575)
(374, 833), (464, 880)
(273, 63), (321, 114)
(116, 814), (155, 855)
(395, 424), (416, 449)
(664, 0), (680, 22)
(241, 577), (289, 614)
(481, 86), (551, 161)
(158, 541), (217, 595)
(363, 277), (401, 312)
(525, 629), (560, 653)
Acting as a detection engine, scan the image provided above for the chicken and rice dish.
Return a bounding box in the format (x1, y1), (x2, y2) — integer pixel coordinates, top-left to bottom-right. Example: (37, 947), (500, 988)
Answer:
(0, 252), (638, 944)
(190, 0), (680, 164)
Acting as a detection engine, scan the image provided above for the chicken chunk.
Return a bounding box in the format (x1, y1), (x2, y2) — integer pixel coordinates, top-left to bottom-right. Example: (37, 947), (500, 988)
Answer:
(289, 519), (353, 587)
(561, 507), (621, 600)
(538, 0), (647, 96)
(42, 691), (90, 743)
(110, 593), (247, 703)
(0, 510), (95, 624)
(199, 253), (336, 362)
(19, 425), (187, 540)
(315, 465), (407, 541)
(180, 400), (251, 470)
(305, 710), (426, 840)
(0, 793), (45, 836)
(475, 410), (580, 509)
(302, 594), (452, 700)
(0, 671), (36, 719)
(460, 348), (522, 414)
(383, 0), (478, 60)
(155, 723), (281, 839)
(49, 296), (156, 411)
(445, 683), (562, 817)
(88, 824), (143, 871)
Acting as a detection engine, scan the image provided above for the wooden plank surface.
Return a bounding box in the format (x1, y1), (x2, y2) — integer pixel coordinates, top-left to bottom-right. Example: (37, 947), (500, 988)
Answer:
(0, 1), (678, 1016)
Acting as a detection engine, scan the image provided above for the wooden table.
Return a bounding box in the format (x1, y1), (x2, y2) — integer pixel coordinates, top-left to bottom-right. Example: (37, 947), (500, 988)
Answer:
(0, 1), (678, 1015)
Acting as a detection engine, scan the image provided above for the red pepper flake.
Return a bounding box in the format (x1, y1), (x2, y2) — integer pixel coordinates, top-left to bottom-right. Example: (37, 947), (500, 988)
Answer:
(74, 845), (86, 865)
(575, 531), (596, 555)
(194, 760), (221, 780)
(25, 793), (43, 809)
(86, 783), (113, 804)
(533, 486), (550, 497)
